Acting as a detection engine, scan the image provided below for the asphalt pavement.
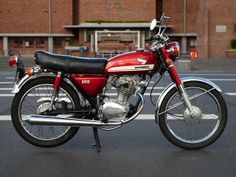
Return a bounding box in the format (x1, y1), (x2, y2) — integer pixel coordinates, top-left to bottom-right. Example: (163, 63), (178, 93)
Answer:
(1, 55), (236, 177)
(1, 69), (236, 177)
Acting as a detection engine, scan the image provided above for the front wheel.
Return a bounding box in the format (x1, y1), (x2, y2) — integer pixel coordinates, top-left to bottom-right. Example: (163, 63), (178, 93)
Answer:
(158, 81), (227, 149)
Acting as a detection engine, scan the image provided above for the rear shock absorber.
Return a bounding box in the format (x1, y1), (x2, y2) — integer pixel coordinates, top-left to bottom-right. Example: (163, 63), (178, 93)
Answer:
(49, 72), (62, 111)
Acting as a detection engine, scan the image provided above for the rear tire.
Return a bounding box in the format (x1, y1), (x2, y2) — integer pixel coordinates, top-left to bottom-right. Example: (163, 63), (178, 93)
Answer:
(11, 77), (80, 147)
(158, 81), (227, 149)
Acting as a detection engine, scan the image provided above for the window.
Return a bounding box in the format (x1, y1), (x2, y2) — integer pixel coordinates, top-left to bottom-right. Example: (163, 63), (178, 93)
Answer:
(145, 30), (151, 39)
(54, 38), (64, 48)
(95, 30), (140, 53)
(190, 38), (197, 47)
(14, 39), (23, 48)
(36, 39), (45, 48)
(25, 39), (34, 48)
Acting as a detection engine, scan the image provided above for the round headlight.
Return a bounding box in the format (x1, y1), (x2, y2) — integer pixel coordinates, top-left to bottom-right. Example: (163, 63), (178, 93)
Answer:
(166, 42), (180, 60)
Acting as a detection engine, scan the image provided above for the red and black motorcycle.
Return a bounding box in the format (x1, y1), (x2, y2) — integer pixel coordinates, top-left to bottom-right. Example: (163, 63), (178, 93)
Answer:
(9, 14), (227, 151)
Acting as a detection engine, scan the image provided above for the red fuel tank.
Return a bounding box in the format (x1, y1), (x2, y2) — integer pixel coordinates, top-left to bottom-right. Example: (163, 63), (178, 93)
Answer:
(105, 50), (158, 75)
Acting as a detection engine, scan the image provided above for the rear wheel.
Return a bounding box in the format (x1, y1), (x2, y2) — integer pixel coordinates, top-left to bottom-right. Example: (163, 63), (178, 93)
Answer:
(11, 77), (80, 147)
(158, 81), (227, 149)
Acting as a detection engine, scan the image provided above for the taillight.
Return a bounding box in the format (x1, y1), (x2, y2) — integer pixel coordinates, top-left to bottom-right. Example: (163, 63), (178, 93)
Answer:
(8, 55), (18, 67)
(166, 42), (180, 61)
(26, 68), (34, 76)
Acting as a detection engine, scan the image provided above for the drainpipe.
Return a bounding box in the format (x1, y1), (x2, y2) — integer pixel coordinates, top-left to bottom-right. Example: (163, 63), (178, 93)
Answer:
(48, 0), (53, 52)
(182, 0), (187, 57)
(48, 0), (52, 34)
(183, 0), (187, 35)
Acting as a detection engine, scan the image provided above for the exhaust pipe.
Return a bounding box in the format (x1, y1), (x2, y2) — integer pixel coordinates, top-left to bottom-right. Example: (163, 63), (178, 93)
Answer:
(25, 115), (121, 127)
(25, 93), (144, 127)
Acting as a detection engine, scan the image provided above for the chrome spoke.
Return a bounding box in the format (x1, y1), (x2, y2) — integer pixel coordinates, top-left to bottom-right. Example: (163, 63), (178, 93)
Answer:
(165, 86), (221, 144)
(19, 84), (75, 141)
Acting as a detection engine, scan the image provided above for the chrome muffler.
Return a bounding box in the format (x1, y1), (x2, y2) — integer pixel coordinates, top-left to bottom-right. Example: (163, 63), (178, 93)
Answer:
(25, 92), (144, 127)
(25, 115), (121, 127)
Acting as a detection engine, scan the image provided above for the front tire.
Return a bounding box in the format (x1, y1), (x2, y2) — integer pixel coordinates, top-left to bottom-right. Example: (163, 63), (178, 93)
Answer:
(11, 77), (80, 147)
(158, 81), (227, 149)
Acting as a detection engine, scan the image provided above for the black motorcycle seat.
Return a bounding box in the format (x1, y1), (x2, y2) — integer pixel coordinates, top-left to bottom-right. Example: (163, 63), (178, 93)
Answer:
(34, 50), (107, 74)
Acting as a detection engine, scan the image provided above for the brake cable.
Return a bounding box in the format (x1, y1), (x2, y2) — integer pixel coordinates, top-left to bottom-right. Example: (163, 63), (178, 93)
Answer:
(150, 74), (163, 106)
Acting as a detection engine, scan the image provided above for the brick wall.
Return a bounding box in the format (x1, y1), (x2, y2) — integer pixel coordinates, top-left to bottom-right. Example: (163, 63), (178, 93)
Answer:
(51, 0), (73, 33)
(207, 0), (236, 58)
(79, 0), (156, 22)
(0, 1), (49, 33)
(196, 0), (209, 58)
(0, 0), (72, 34)
(187, 0), (200, 33)
(163, 0), (199, 34)
(196, 0), (236, 58)
(163, 0), (184, 34)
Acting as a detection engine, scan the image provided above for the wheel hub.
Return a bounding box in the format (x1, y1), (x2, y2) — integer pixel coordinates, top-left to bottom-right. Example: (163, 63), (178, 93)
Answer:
(183, 106), (202, 124)
(37, 102), (52, 115)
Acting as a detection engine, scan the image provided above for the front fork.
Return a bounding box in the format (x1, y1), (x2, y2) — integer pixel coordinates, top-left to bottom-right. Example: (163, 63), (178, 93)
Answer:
(159, 48), (196, 118)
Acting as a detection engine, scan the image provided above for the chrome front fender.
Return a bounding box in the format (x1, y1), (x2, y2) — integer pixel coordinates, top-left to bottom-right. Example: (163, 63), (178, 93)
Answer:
(155, 77), (222, 123)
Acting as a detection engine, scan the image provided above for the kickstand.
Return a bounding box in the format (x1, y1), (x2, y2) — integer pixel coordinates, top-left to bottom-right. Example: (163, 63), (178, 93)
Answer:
(92, 127), (101, 152)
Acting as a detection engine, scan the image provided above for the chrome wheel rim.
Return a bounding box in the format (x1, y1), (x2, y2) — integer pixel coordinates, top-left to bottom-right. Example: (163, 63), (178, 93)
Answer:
(164, 86), (221, 144)
(18, 84), (75, 141)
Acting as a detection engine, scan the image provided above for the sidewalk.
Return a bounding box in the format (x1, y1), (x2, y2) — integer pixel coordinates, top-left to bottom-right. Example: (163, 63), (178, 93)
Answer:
(191, 57), (236, 71)
(0, 56), (236, 72)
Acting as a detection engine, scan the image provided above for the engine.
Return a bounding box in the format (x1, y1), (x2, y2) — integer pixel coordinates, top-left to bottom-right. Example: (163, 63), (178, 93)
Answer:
(98, 75), (146, 122)
(111, 76), (137, 103)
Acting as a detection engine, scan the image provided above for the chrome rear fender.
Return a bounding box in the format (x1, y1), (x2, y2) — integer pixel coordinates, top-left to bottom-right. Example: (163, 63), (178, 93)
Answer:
(155, 77), (222, 123)
(12, 73), (57, 94)
(12, 73), (78, 93)
(11, 73), (85, 105)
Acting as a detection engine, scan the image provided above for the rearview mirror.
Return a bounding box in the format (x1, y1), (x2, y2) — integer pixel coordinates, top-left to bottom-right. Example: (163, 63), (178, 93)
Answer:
(150, 19), (157, 30)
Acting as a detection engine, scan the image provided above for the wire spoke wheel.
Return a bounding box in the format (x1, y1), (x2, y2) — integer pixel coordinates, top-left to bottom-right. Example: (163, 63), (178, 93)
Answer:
(159, 81), (227, 149)
(19, 84), (73, 140)
(11, 78), (80, 147)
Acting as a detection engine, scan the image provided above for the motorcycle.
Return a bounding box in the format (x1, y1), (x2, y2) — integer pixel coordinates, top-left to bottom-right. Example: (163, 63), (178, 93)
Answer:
(8, 51), (25, 81)
(9, 14), (227, 151)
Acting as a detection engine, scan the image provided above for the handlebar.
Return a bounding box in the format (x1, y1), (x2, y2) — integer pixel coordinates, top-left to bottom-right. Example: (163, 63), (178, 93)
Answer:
(145, 35), (161, 42)
(147, 13), (171, 50)
(159, 13), (171, 24)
